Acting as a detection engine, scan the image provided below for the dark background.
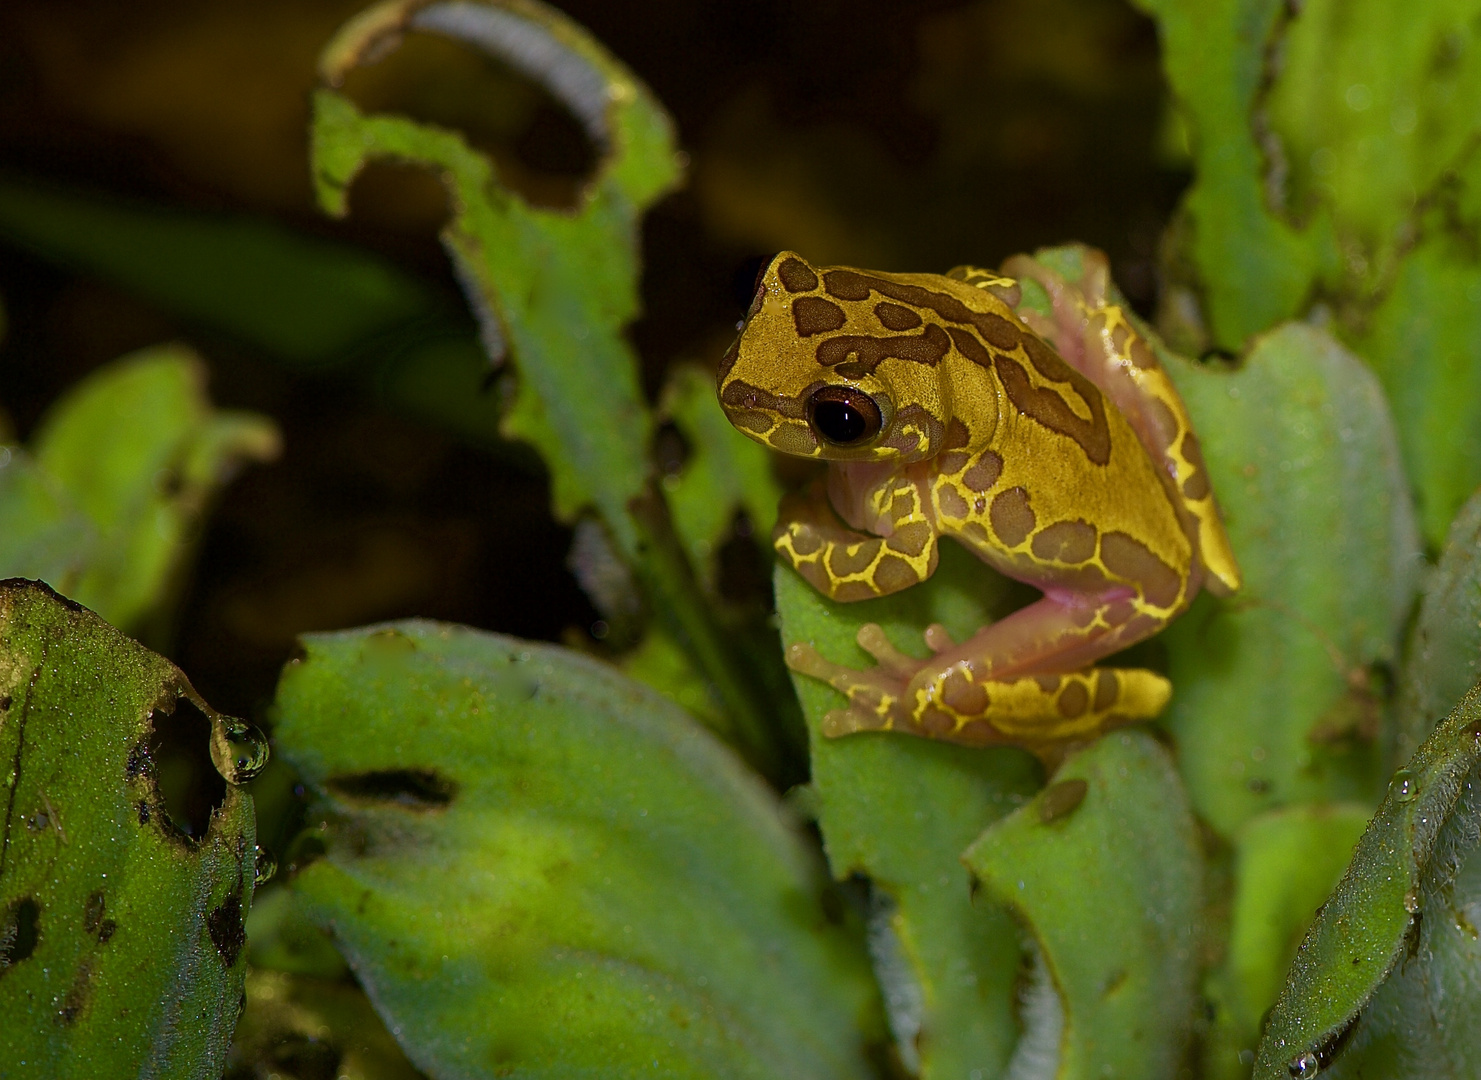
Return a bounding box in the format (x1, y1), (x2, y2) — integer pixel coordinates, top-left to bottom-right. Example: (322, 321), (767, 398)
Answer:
(0, 0), (1187, 719)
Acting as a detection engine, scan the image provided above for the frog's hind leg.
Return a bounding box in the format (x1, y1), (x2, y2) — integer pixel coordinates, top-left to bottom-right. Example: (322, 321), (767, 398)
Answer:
(787, 620), (1171, 753)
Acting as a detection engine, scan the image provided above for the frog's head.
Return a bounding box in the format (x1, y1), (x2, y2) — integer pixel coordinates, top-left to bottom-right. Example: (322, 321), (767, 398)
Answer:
(717, 251), (973, 463)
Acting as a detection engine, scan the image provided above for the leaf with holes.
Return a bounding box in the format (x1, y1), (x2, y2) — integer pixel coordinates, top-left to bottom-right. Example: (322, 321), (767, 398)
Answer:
(312, 0), (682, 557)
(773, 544), (1042, 1079)
(1255, 687), (1481, 1079)
(271, 621), (883, 1080)
(1158, 322), (1420, 837)
(0, 344), (279, 635)
(961, 732), (1203, 1080)
(0, 579), (260, 1078)
(658, 363), (782, 586)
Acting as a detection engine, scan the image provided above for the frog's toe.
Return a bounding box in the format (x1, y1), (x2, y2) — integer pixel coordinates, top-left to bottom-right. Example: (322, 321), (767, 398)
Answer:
(855, 623), (921, 677)
(820, 706), (892, 738)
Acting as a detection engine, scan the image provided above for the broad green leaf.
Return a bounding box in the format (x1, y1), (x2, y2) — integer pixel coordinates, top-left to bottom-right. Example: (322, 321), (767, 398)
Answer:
(0, 345), (279, 634)
(1397, 485), (1481, 766)
(658, 364), (782, 586)
(1204, 803), (1372, 1079)
(272, 621), (882, 1080)
(0, 176), (440, 366)
(0, 580), (259, 1078)
(1129, 0), (1330, 349)
(312, 0), (682, 555)
(1255, 687), (1481, 1079)
(774, 546), (1041, 1079)
(962, 732), (1202, 1080)
(1159, 322), (1420, 835)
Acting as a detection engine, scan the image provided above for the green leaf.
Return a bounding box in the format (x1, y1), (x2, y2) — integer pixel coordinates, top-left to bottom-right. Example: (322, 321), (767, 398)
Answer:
(774, 546), (1041, 1078)
(658, 364), (782, 586)
(1129, 0), (1331, 349)
(1255, 687), (1481, 1079)
(272, 621), (882, 1080)
(0, 579), (259, 1078)
(1398, 485), (1481, 767)
(1159, 322), (1420, 835)
(962, 732), (1203, 1080)
(1203, 803), (1372, 1078)
(312, 0), (682, 553)
(0, 345), (279, 633)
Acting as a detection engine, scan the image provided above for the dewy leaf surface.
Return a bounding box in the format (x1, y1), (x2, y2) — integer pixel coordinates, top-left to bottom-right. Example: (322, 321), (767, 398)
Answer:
(312, 0), (682, 555)
(962, 732), (1203, 1080)
(774, 546), (1041, 1079)
(272, 621), (882, 1080)
(0, 345), (279, 633)
(1158, 323), (1420, 836)
(0, 580), (257, 1079)
(1255, 687), (1481, 1079)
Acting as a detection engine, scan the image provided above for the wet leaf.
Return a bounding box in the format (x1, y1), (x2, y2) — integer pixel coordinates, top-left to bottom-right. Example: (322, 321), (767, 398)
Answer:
(312, 0), (682, 556)
(1397, 486), (1481, 767)
(1159, 323), (1420, 836)
(774, 546), (1042, 1078)
(658, 364), (781, 587)
(272, 621), (882, 1080)
(962, 732), (1203, 1080)
(1203, 803), (1372, 1078)
(0, 579), (258, 1077)
(0, 345), (279, 633)
(1255, 687), (1481, 1079)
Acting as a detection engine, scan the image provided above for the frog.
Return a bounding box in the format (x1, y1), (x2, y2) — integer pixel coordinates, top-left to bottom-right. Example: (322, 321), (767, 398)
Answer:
(716, 246), (1240, 756)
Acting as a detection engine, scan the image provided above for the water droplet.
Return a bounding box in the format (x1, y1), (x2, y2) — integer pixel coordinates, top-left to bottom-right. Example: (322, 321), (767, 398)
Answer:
(210, 717), (269, 784)
(252, 845), (277, 886)
(1288, 1050), (1320, 1077)
(1390, 768), (1417, 803)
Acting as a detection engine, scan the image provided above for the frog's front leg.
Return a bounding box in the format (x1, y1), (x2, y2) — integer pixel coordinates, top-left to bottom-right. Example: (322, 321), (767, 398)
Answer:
(788, 589), (1171, 753)
(773, 478), (939, 603)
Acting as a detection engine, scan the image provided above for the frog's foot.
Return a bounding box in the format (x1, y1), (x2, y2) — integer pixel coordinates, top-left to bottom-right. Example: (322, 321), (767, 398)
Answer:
(787, 628), (1170, 752)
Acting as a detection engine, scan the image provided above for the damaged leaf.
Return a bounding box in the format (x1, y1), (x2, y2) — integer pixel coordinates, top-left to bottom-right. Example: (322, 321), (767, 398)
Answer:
(0, 579), (258, 1077)
(272, 620), (882, 1080)
(962, 732), (1203, 1080)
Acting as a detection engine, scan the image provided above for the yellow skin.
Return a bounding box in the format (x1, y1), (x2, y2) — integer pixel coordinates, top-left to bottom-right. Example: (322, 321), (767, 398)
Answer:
(717, 248), (1241, 755)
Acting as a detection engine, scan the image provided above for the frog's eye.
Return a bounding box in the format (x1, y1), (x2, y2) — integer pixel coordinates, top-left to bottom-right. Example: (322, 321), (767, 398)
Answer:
(808, 386), (883, 446)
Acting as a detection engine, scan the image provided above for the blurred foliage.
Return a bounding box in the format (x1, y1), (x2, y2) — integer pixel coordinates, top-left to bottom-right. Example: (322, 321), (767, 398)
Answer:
(0, 581), (258, 1079)
(2, 0), (1481, 1077)
(0, 344), (278, 637)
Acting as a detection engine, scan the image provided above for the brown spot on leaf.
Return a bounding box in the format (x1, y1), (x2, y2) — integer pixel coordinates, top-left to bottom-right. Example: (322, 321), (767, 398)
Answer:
(207, 893), (246, 967)
(1039, 778), (1088, 823)
(84, 891), (105, 936)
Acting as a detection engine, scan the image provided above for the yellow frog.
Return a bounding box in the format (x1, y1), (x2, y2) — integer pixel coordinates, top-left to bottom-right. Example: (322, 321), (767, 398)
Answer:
(717, 247), (1240, 754)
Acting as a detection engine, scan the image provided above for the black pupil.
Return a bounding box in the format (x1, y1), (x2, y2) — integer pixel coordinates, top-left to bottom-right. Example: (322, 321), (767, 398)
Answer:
(814, 399), (869, 444)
